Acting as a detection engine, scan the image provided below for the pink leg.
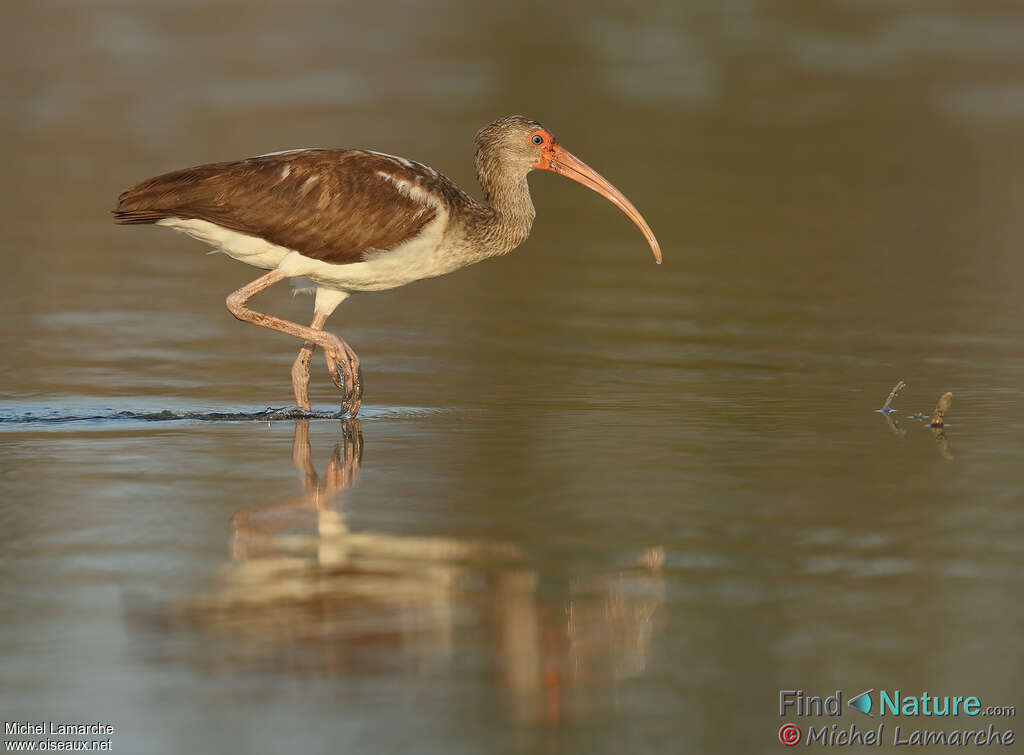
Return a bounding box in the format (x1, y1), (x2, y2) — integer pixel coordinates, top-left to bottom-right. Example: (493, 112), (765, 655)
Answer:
(291, 311), (328, 411)
(226, 270), (362, 416)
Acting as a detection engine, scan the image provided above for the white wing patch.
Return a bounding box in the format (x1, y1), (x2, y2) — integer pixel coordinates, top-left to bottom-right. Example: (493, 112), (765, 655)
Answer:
(373, 170), (443, 209)
(375, 170), (416, 196)
(254, 147), (320, 158)
(365, 149), (439, 178)
(365, 150), (414, 169)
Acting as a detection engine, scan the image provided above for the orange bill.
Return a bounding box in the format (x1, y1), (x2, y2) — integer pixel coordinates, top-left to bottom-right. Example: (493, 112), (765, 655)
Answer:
(537, 144), (662, 264)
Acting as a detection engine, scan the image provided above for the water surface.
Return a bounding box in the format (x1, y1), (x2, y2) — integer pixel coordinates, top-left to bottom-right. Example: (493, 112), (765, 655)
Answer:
(2, 1), (1023, 752)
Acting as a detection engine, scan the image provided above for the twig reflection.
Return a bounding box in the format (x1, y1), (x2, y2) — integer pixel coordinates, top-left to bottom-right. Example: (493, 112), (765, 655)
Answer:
(881, 411), (906, 436)
(930, 427), (954, 461)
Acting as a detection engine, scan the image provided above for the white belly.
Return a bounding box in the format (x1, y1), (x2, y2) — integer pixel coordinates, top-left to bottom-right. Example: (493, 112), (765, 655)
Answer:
(157, 218), (293, 270)
(157, 211), (458, 294)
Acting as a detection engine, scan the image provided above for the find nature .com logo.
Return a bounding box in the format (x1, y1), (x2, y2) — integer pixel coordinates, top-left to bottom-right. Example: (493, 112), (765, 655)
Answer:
(777, 689), (1016, 747)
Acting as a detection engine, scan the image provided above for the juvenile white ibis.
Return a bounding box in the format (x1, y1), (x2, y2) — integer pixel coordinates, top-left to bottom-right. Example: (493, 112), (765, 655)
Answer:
(115, 115), (661, 416)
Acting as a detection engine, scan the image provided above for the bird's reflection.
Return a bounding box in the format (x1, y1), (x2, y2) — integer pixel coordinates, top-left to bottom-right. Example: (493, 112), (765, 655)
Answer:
(185, 420), (666, 721)
(228, 419), (362, 560)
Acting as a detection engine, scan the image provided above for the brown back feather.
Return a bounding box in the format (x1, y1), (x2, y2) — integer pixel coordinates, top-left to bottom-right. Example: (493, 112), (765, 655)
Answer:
(114, 150), (442, 265)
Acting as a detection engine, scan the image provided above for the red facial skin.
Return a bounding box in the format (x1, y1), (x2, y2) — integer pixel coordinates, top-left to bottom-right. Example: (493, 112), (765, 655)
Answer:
(528, 129), (661, 263)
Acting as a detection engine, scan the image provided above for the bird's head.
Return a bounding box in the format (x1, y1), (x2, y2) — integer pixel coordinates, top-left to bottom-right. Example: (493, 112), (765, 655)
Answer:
(475, 115), (662, 263)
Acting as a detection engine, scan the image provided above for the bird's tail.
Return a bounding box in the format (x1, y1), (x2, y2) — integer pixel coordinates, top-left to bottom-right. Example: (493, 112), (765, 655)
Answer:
(112, 209), (169, 224)
(113, 175), (183, 224)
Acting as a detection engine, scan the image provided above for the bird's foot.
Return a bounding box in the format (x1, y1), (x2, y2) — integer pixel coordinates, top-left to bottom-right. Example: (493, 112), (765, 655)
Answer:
(323, 335), (363, 417)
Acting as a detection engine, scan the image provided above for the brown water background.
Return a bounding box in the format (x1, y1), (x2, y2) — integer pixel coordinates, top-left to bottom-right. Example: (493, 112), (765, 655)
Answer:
(2, 1), (1023, 752)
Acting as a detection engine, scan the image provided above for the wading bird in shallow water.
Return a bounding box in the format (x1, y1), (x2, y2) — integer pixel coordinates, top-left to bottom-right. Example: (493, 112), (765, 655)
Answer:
(114, 116), (661, 417)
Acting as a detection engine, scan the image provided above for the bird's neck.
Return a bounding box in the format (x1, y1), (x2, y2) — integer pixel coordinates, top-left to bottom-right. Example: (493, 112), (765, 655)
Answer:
(472, 155), (536, 256)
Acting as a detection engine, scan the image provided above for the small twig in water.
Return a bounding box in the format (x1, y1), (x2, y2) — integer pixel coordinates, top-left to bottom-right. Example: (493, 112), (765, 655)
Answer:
(929, 392), (953, 427)
(878, 380), (906, 414)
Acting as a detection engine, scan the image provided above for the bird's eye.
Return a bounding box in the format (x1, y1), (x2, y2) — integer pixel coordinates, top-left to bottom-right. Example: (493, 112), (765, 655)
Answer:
(531, 134), (544, 146)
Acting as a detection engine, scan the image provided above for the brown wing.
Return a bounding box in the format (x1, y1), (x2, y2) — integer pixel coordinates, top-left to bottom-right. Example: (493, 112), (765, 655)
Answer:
(114, 150), (440, 265)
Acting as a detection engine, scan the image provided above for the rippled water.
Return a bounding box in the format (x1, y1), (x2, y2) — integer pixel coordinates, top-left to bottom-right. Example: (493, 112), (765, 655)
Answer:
(2, 1), (1024, 753)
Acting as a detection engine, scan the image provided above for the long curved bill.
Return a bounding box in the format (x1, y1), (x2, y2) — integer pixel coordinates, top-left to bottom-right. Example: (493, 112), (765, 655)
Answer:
(538, 144), (662, 264)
